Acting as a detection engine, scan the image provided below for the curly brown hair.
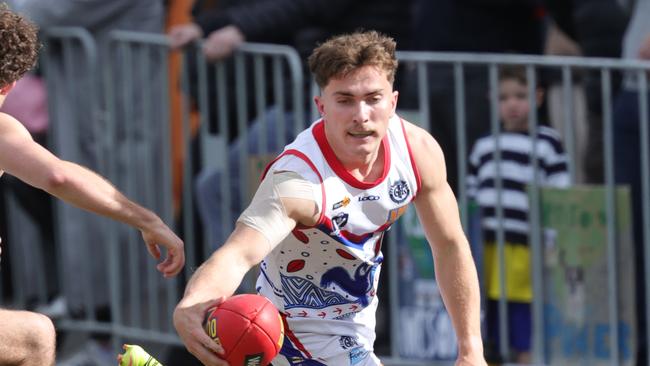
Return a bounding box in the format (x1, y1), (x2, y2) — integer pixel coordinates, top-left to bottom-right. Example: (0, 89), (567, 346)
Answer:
(0, 3), (39, 88)
(308, 30), (398, 89)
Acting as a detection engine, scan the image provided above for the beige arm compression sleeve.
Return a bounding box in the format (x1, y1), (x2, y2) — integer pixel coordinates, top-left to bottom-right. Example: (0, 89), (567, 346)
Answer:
(237, 171), (317, 250)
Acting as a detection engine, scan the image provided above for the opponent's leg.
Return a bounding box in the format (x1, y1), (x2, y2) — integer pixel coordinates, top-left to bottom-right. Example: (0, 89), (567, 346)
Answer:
(0, 309), (56, 366)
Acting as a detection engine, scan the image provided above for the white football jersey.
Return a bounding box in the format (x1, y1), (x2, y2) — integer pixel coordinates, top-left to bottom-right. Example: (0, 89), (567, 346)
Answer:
(257, 114), (421, 365)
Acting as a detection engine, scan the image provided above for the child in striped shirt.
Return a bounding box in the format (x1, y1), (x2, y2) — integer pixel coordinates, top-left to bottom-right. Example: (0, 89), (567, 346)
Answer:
(467, 65), (570, 364)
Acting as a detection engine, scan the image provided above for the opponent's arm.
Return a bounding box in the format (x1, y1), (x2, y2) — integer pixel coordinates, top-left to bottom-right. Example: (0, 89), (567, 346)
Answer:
(0, 113), (184, 277)
(174, 170), (318, 365)
(406, 121), (485, 365)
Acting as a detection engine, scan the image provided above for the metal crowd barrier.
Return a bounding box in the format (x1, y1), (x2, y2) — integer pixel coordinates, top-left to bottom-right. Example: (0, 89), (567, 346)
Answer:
(181, 39), (305, 277)
(394, 50), (650, 366)
(2, 27), (650, 366)
(38, 28), (181, 351)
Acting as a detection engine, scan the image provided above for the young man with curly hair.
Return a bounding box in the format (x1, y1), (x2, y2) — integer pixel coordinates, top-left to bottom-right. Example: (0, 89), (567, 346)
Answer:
(0, 4), (185, 365)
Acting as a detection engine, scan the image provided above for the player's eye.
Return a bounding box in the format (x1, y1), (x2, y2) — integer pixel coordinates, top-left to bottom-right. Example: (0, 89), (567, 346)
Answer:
(367, 96), (382, 104)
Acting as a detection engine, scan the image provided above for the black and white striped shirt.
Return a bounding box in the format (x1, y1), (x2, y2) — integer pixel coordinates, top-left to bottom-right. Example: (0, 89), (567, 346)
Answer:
(467, 126), (570, 243)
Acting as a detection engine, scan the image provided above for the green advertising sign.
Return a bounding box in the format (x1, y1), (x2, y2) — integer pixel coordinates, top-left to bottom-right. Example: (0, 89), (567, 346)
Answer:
(541, 186), (636, 365)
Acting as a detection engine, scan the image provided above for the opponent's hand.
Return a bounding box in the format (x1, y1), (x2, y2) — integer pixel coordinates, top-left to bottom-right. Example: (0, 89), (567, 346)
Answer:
(140, 219), (185, 278)
(202, 25), (245, 62)
(168, 23), (203, 49)
(174, 297), (228, 366)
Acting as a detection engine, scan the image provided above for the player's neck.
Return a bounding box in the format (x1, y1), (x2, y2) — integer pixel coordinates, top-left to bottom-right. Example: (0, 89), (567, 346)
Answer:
(341, 143), (385, 182)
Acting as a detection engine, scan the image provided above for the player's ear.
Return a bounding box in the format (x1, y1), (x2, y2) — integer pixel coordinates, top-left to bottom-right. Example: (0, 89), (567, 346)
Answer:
(0, 81), (16, 95)
(314, 95), (325, 117)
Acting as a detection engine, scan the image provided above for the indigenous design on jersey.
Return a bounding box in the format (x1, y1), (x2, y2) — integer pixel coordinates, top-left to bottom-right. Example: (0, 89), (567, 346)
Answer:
(256, 114), (421, 362)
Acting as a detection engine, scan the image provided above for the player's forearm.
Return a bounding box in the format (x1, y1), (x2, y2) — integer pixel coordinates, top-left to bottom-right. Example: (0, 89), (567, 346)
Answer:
(434, 240), (483, 356)
(42, 160), (158, 230)
(182, 245), (252, 304)
(182, 224), (272, 304)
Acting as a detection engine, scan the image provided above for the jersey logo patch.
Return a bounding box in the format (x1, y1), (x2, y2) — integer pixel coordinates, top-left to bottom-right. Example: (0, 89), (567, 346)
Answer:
(339, 336), (360, 350)
(389, 180), (410, 203)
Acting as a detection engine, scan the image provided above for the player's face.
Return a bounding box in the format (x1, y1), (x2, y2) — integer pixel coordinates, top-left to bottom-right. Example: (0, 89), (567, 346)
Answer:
(498, 79), (534, 131)
(315, 66), (398, 165)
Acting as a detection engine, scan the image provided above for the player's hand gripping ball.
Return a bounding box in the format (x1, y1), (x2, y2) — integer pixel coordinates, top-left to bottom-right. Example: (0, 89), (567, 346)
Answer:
(204, 294), (284, 365)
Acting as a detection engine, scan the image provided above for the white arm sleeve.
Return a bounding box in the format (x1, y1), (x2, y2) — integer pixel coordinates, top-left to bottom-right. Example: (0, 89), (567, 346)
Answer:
(237, 170), (317, 250)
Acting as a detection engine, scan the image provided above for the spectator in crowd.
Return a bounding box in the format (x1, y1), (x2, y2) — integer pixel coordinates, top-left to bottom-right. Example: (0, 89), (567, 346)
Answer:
(545, 0), (628, 183)
(467, 65), (569, 364)
(613, 0), (650, 364)
(173, 30), (485, 366)
(410, 0), (549, 194)
(168, 0), (412, 62)
(0, 5), (184, 365)
(168, 0), (413, 140)
(542, 20), (586, 182)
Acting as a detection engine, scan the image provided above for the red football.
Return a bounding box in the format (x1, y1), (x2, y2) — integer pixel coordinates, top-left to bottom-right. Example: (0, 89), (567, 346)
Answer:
(204, 294), (284, 366)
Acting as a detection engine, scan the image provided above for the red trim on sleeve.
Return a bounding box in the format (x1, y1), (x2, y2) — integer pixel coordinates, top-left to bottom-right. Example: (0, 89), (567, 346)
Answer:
(400, 118), (422, 195)
(312, 120), (390, 189)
